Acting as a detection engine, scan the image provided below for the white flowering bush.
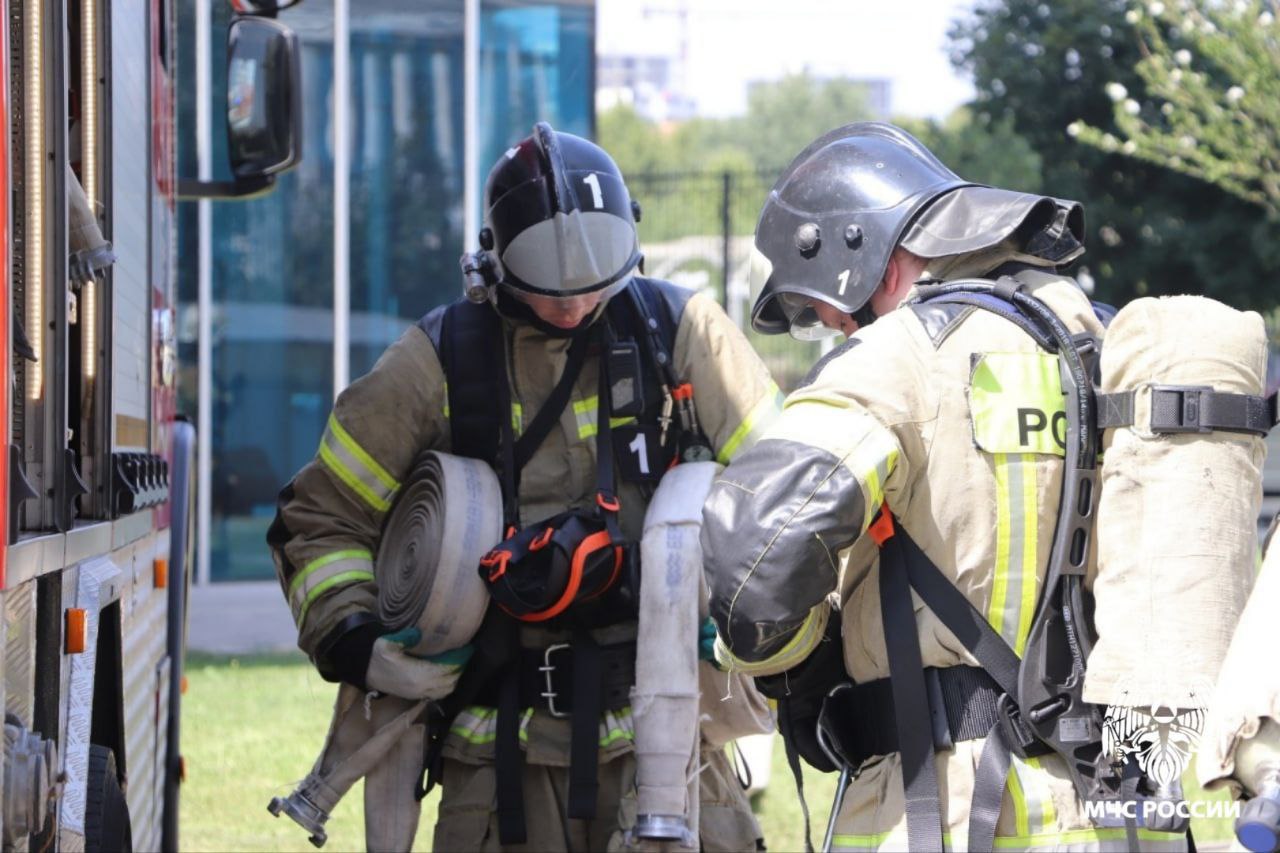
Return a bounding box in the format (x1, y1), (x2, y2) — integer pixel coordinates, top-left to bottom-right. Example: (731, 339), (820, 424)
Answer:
(1073, 0), (1280, 215)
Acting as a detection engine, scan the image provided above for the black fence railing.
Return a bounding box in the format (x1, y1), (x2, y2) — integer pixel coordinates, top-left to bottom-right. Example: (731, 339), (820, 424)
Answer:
(628, 167), (830, 390)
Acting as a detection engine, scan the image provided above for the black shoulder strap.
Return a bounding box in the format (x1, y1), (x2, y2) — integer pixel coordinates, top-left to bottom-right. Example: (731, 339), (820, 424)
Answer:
(608, 276), (692, 386)
(419, 300), (504, 464)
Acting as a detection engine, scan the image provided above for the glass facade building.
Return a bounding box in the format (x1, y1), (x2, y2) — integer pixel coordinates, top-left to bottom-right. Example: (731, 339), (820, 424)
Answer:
(177, 0), (595, 582)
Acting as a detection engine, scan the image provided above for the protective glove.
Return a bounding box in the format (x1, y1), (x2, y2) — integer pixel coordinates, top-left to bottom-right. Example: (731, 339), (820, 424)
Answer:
(698, 617), (722, 668)
(364, 627), (473, 702)
(753, 608), (845, 773)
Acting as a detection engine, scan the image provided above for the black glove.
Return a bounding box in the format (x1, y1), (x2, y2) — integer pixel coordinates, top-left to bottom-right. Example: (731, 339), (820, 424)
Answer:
(314, 615), (385, 690)
(754, 611), (846, 773)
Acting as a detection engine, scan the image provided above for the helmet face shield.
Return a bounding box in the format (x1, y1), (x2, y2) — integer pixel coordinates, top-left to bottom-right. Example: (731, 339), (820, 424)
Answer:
(498, 208), (639, 295)
(748, 122), (973, 335)
(776, 292), (842, 341)
(484, 123), (641, 299)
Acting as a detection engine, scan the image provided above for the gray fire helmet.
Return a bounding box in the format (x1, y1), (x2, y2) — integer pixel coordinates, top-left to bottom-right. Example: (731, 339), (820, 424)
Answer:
(484, 122), (642, 299)
(750, 122), (972, 337)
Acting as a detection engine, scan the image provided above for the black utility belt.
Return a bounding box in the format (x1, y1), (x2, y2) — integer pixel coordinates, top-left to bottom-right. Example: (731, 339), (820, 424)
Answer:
(818, 665), (1050, 770)
(475, 641), (636, 717)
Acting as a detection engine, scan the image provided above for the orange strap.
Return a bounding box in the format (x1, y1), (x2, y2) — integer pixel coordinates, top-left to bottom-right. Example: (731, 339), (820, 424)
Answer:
(521, 529), (612, 623)
(672, 383), (694, 402)
(481, 549), (513, 582)
(529, 527), (555, 552)
(867, 509), (896, 546)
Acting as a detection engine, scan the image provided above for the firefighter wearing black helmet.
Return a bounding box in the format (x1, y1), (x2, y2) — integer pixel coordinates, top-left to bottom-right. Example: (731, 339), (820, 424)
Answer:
(269, 123), (778, 851)
(700, 123), (1196, 851)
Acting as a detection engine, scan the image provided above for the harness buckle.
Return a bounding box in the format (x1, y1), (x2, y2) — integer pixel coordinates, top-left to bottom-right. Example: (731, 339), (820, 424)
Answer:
(996, 693), (1042, 760)
(480, 549), (512, 582)
(596, 491), (621, 513)
(539, 643), (572, 718)
(1148, 384), (1214, 434)
(529, 527), (554, 552)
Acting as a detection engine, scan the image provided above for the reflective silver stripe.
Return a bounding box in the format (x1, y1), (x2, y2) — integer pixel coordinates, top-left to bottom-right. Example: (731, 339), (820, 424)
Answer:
(448, 705), (635, 747)
(317, 414), (400, 512)
(288, 549), (375, 625)
(988, 454), (1039, 655)
(573, 396), (596, 440)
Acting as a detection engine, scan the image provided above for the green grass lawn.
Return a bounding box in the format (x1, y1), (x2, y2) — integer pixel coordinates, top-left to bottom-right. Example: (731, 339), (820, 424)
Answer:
(180, 652), (837, 852)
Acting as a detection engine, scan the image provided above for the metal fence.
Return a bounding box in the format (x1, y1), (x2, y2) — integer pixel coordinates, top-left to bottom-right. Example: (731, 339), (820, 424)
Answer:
(628, 168), (828, 391)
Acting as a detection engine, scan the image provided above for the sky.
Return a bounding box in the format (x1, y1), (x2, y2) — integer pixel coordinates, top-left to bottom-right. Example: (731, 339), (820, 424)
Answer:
(597, 0), (978, 120)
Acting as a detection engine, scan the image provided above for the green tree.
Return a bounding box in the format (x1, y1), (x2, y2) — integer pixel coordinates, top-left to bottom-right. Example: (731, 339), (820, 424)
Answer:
(733, 72), (873, 169)
(900, 109), (1044, 192)
(950, 0), (1280, 309)
(1072, 1), (1280, 216)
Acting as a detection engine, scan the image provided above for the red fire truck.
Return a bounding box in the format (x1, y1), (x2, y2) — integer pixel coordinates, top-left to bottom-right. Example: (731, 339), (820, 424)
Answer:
(0, 0), (299, 849)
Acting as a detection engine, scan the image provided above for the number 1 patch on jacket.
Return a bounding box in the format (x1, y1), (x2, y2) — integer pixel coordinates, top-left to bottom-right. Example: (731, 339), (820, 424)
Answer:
(613, 424), (672, 483)
(969, 352), (1067, 456)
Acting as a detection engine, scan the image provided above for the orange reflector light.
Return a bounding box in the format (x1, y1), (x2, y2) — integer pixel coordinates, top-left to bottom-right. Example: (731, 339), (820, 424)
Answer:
(154, 558), (168, 589)
(181, 675), (189, 695)
(66, 608), (88, 654)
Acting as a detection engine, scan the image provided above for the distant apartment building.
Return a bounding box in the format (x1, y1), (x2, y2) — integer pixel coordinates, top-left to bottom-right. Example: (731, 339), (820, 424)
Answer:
(597, 53), (697, 122)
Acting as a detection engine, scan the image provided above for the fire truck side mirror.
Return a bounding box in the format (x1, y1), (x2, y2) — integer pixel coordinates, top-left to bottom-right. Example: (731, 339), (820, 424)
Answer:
(177, 16), (302, 201)
(226, 17), (302, 178)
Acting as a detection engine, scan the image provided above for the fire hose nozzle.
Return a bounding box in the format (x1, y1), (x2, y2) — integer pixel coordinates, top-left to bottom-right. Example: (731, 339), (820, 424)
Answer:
(1237, 786), (1280, 853)
(268, 792), (330, 848)
(634, 813), (693, 844)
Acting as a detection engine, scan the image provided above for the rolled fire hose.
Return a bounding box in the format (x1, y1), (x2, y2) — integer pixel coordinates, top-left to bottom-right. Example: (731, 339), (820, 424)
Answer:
(376, 451), (502, 654)
(269, 451), (501, 849)
(632, 461), (722, 848)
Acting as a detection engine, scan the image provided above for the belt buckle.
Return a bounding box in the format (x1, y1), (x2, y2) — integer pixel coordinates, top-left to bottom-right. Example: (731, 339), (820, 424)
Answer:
(1149, 384), (1214, 434)
(539, 643), (571, 719)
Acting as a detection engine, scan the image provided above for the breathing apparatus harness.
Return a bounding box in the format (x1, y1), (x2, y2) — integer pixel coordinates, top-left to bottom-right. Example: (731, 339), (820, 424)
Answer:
(806, 276), (1279, 853)
(413, 276), (711, 844)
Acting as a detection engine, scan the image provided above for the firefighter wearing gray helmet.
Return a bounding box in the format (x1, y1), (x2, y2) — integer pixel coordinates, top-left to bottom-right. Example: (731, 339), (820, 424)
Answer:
(702, 122), (1194, 851)
(269, 122), (776, 851)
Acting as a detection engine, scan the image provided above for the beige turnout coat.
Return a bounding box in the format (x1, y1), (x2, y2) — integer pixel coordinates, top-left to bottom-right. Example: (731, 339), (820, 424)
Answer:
(269, 279), (780, 850)
(703, 269), (1212, 851)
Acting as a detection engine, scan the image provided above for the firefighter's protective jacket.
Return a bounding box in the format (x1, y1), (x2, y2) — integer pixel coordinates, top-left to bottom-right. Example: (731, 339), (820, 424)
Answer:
(270, 284), (781, 756)
(702, 270), (1200, 849)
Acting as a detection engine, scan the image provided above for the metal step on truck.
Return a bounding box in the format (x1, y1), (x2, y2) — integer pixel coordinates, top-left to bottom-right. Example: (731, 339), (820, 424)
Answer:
(0, 0), (300, 849)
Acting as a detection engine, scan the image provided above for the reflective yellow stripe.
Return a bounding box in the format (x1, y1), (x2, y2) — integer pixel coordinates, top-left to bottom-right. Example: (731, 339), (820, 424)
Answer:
(717, 384), (783, 464)
(448, 706), (635, 747)
(573, 397), (595, 440)
(987, 454), (1039, 655)
(288, 545), (373, 617)
(318, 414), (399, 512)
(512, 402), (523, 436)
(842, 423), (899, 531)
(1007, 754), (1032, 838)
(292, 550), (375, 627)
(859, 446), (900, 532)
(833, 827), (1184, 851)
(994, 827), (1188, 848)
(442, 380), (450, 419)
(573, 395), (636, 440)
(716, 603), (827, 677)
(1008, 754), (1056, 839)
(1023, 756), (1056, 833)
